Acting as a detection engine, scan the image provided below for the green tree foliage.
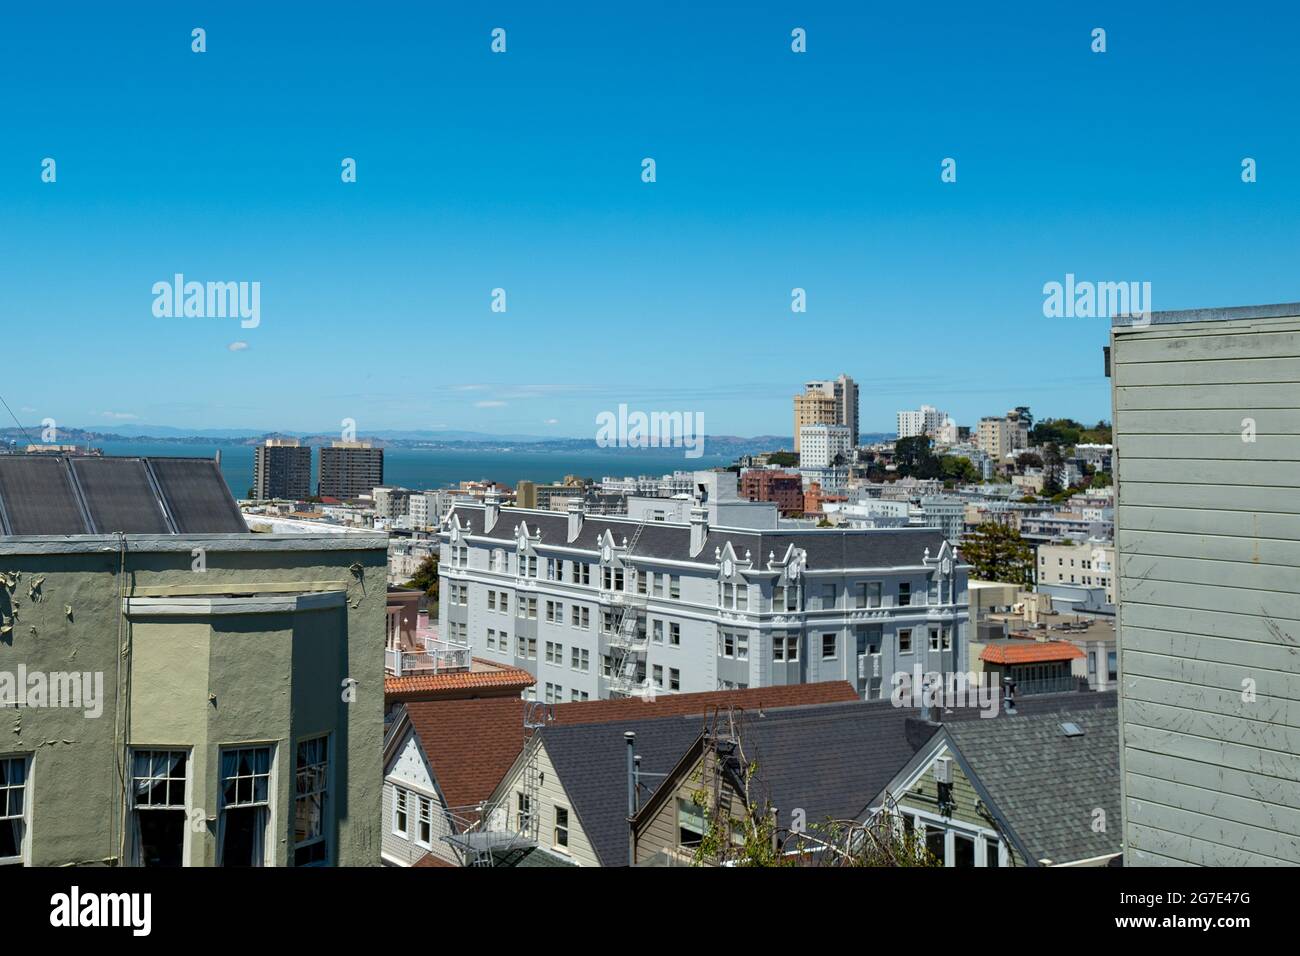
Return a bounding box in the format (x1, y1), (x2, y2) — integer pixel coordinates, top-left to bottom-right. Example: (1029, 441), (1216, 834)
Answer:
(960, 522), (1035, 586)
(767, 451), (799, 468)
(939, 455), (979, 483)
(1042, 442), (1065, 496)
(404, 553), (440, 609)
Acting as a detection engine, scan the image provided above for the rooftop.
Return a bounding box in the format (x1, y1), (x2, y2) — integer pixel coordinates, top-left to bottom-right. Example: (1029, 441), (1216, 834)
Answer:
(1112, 301), (1300, 329)
(979, 639), (1087, 665)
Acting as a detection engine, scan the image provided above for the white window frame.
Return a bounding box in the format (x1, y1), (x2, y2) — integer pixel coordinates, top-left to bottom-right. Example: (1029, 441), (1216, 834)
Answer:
(217, 743), (277, 868)
(128, 746), (192, 867)
(0, 754), (33, 866)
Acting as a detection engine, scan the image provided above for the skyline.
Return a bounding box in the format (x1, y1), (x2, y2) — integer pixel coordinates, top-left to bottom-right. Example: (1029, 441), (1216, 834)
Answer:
(5, 3), (1299, 436)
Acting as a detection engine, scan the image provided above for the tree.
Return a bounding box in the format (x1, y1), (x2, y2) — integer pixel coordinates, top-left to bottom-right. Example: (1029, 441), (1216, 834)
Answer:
(939, 455), (979, 484)
(689, 711), (941, 868)
(895, 435), (941, 478)
(1042, 442), (1065, 496)
(1015, 452), (1042, 472)
(1013, 406), (1034, 429)
(960, 522), (1035, 586)
(767, 451), (798, 468)
(404, 553), (440, 609)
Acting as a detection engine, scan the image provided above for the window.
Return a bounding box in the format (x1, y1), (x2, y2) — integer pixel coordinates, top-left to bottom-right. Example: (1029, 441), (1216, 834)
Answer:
(669, 575), (680, 599)
(652, 573), (664, 598)
(773, 633), (799, 662)
(219, 745), (273, 867)
(500, 592), (509, 614)
(393, 787), (410, 838)
(720, 631), (735, 658)
(953, 832), (976, 867)
(854, 583), (868, 608)
(545, 682), (561, 704)
(652, 620), (664, 643)
(669, 622), (681, 646)
(899, 628), (913, 653)
(545, 642), (562, 665)
(413, 795), (433, 849)
(554, 806), (570, 849)
(898, 582), (911, 606)
(571, 647), (590, 672)
(1107, 651), (1118, 682)
(545, 601), (558, 623)
(517, 792), (532, 833)
(637, 571), (647, 595)
(822, 583), (837, 608)
(488, 591), (498, 612)
(677, 798), (704, 848)
(929, 628), (941, 652)
(293, 738), (329, 866)
(669, 668), (680, 691)
(736, 586), (748, 611)
(736, 633), (749, 660)
(517, 635), (537, 659)
(486, 628), (497, 650)
(653, 665), (664, 688)
(822, 633), (837, 660)
(547, 559), (559, 581)
(129, 749), (188, 867)
(928, 577), (939, 605)
(942, 627), (952, 651)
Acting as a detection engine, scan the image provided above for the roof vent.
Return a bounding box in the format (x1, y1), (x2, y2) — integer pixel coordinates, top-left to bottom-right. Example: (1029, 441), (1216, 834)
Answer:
(1060, 721), (1084, 737)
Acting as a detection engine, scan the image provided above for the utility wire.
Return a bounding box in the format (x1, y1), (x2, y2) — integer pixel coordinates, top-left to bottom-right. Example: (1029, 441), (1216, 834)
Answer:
(0, 393), (37, 446)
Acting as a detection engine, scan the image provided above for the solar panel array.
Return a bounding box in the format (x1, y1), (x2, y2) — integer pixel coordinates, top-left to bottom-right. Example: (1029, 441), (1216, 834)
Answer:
(0, 456), (247, 536)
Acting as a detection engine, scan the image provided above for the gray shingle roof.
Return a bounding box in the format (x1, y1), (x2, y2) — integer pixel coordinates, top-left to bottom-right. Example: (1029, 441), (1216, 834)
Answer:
(0, 455), (247, 535)
(541, 714), (703, 867)
(943, 693), (1120, 865)
(449, 504), (946, 570)
(544, 699), (933, 867)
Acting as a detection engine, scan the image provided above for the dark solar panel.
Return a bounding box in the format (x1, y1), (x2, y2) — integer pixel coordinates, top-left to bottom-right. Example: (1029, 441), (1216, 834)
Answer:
(70, 457), (172, 534)
(0, 457), (90, 535)
(148, 458), (247, 533)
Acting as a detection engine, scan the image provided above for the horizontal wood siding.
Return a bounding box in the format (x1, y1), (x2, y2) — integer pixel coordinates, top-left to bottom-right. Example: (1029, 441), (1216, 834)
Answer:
(1112, 315), (1300, 866)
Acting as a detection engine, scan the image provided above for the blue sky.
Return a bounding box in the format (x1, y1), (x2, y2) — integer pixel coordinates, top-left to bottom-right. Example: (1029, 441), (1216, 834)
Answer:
(2, 2), (1298, 438)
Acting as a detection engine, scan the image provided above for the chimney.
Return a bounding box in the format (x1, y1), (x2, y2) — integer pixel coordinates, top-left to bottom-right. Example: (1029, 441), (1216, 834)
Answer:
(567, 497), (585, 542)
(625, 732), (637, 866)
(484, 487), (501, 532)
(689, 505), (708, 557)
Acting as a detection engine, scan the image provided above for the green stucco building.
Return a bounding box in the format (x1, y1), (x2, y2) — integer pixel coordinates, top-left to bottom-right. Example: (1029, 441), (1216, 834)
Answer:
(0, 455), (386, 866)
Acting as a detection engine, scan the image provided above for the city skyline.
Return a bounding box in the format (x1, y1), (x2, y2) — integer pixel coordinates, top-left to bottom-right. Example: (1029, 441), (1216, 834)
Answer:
(5, 4), (1298, 436)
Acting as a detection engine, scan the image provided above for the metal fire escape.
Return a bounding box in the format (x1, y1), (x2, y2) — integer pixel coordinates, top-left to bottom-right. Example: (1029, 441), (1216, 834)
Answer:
(607, 515), (651, 698)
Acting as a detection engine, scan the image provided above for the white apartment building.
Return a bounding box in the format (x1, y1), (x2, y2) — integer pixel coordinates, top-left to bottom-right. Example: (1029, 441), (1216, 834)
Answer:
(799, 423), (854, 469)
(896, 405), (948, 440)
(438, 494), (969, 703)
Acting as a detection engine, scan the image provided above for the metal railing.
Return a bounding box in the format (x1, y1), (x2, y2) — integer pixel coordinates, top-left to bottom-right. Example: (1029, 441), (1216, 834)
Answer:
(385, 636), (472, 677)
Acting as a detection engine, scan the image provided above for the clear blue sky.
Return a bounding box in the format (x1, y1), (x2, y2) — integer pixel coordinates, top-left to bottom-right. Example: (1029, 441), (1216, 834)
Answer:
(3, 2), (1298, 438)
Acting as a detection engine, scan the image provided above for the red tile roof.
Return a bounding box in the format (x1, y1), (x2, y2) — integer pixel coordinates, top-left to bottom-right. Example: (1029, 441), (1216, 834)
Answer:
(398, 681), (860, 814)
(980, 640), (1086, 665)
(413, 852), (457, 868)
(384, 659), (536, 703)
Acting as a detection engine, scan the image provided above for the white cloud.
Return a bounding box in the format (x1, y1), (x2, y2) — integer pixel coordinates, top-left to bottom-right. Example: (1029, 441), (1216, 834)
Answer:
(228, 341), (250, 352)
(544, 418), (559, 425)
(474, 400), (508, 409)
(100, 411), (138, 420)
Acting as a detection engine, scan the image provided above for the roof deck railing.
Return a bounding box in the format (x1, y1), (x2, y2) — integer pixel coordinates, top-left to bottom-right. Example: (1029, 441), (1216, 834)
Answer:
(385, 634), (472, 678)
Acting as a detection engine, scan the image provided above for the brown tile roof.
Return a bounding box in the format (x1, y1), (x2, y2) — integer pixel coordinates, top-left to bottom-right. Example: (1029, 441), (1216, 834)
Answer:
(413, 852), (457, 868)
(399, 681), (860, 814)
(385, 659), (536, 703)
(980, 640), (1086, 665)
(404, 697), (530, 813)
